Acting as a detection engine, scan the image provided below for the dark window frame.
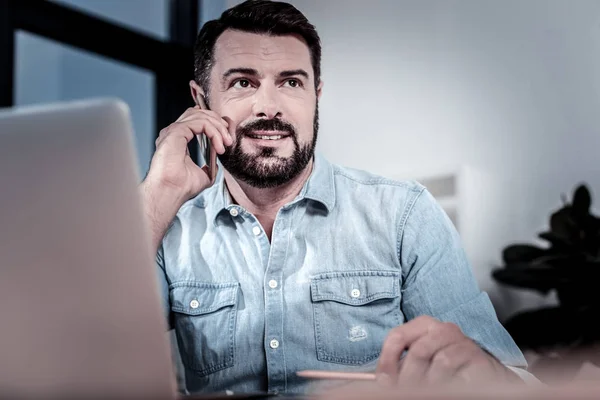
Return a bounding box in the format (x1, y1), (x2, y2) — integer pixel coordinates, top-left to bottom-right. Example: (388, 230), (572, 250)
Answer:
(0, 0), (200, 164)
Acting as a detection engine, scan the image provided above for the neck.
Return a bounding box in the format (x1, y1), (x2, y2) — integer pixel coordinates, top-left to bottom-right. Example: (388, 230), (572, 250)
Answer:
(224, 159), (314, 239)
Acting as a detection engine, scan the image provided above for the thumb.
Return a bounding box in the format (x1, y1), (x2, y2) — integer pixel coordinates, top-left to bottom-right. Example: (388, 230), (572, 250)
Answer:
(200, 164), (219, 185)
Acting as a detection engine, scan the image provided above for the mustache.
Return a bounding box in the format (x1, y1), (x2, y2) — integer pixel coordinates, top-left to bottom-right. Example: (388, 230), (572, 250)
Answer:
(237, 118), (296, 137)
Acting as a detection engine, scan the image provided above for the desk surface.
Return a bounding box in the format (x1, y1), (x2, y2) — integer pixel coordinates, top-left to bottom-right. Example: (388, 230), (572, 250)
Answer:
(176, 384), (600, 400)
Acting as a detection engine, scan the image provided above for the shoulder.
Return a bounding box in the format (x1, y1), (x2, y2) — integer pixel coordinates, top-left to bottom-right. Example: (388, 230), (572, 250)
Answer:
(327, 160), (448, 234)
(330, 161), (427, 202)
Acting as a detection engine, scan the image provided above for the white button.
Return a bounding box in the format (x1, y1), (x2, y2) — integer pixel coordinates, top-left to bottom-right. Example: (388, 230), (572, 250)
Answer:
(268, 280), (278, 289)
(351, 289), (361, 298)
(269, 339), (279, 349)
(229, 208), (239, 217)
(252, 226), (261, 236)
(190, 299), (199, 309)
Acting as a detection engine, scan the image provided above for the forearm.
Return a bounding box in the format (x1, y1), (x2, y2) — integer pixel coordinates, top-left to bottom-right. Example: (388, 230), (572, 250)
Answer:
(140, 179), (187, 255)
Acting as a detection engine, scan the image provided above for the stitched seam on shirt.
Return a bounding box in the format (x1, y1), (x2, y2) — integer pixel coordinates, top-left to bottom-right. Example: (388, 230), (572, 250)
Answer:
(228, 302), (236, 372)
(312, 292), (397, 304)
(396, 186), (426, 265)
(279, 205), (297, 392)
(313, 298), (324, 361)
(311, 270), (400, 279)
(175, 306), (236, 375)
(171, 300), (235, 315)
(333, 169), (426, 190)
(169, 281), (238, 289)
(318, 353), (380, 364)
(310, 272), (400, 304)
(192, 360), (233, 376)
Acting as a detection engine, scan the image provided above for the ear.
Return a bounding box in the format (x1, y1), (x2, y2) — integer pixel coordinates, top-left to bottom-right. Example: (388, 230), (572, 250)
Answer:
(189, 80), (205, 106)
(316, 80), (324, 101)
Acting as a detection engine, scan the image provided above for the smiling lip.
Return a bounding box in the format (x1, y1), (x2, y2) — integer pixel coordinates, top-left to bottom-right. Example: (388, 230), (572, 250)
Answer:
(245, 130), (291, 140)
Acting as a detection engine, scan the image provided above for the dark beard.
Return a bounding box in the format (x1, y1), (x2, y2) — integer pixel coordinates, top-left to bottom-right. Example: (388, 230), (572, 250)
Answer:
(218, 106), (319, 189)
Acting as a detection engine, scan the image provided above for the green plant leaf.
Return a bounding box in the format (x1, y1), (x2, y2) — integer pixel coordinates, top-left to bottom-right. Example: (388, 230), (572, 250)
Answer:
(502, 244), (548, 264)
(491, 267), (558, 293)
(572, 184), (592, 217)
(503, 307), (586, 351)
(538, 232), (571, 249)
(538, 253), (588, 269)
(550, 207), (578, 242)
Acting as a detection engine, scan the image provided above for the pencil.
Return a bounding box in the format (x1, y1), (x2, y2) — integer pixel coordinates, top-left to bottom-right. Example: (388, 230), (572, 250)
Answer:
(296, 370), (377, 381)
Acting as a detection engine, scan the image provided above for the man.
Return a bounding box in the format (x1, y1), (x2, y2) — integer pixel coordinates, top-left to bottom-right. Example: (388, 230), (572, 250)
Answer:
(141, 0), (533, 395)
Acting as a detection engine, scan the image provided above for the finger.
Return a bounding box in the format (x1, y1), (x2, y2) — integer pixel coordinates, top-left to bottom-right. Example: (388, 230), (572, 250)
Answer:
(155, 126), (169, 149)
(155, 124), (196, 152)
(175, 106), (230, 141)
(175, 105), (201, 122)
(221, 115), (236, 144)
(155, 116), (198, 149)
(183, 114), (232, 147)
(172, 119), (226, 153)
(179, 108), (229, 129)
(376, 316), (438, 384)
(156, 119), (224, 157)
(397, 323), (463, 386)
(180, 110), (231, 144)
(426, 339), (477, 386)
(195, 164), (211, 182)
(158, 114), (230, 151)
(201, 163), (218, 184)
(196, 122), (226, 154)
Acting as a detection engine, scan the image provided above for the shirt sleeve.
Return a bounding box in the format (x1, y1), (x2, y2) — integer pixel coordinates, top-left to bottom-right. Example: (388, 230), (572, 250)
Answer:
(156, 243), (173, 331)
(507, 366), (543, 385)
(397, 186), (528, 368)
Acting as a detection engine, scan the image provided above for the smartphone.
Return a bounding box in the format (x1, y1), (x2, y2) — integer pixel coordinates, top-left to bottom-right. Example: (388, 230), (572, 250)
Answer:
(196, 95), (218, 184)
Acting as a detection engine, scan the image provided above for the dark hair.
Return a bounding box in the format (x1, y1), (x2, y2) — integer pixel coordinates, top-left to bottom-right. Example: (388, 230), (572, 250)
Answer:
(193, 0), (321, 101)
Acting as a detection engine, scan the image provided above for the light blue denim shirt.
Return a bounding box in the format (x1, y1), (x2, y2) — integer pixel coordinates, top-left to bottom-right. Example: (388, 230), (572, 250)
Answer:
(156, 152), (527, 395)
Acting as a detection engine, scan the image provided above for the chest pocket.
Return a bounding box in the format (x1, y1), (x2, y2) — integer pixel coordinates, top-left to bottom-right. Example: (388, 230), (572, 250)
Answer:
(311, 271), (401, 365)
(170, 282), (239, 376)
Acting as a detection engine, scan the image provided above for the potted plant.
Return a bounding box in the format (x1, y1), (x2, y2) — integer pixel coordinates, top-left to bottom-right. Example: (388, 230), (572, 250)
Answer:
(491, 184), (600, 379)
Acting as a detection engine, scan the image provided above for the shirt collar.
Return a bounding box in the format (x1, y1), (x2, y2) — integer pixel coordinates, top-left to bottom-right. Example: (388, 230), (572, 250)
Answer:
(194, 152), (336, 223)
(299, 152), (336, 212)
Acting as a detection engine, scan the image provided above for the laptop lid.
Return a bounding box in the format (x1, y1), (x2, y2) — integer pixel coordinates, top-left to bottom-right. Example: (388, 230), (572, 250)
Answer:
(0, 98), (177, 399)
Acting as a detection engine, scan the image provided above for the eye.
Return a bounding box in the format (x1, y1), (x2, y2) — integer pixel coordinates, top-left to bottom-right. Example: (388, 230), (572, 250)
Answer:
(232, 79), (251, 89)
(284, 79), (302, 88)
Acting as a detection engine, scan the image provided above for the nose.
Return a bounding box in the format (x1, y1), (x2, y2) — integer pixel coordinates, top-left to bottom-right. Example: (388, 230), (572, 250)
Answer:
(252, 84), (282, 120)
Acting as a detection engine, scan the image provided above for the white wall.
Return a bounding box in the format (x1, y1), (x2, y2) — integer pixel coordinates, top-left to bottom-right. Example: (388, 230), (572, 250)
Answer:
(224, 0), (600, 320)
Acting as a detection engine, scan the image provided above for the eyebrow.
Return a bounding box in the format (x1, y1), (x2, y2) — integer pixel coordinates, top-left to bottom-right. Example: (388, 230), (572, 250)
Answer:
(222, 68), (310, 80)
(278, 69), (309, 80)
(223, 68), (260, 79)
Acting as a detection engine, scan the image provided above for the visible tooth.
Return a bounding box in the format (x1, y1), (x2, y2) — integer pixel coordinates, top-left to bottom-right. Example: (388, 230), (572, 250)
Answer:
(258, 135), (282, 140)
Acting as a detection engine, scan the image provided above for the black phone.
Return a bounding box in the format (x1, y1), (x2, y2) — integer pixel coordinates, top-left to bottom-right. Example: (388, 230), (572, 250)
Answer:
(196, 95), (217, 184)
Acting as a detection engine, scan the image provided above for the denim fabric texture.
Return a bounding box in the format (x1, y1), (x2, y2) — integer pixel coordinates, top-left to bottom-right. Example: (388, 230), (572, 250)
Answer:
(155, 152), (527, 394)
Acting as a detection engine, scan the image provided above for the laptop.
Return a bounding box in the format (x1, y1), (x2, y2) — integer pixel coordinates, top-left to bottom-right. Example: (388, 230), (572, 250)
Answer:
(0, 98), (178, 399)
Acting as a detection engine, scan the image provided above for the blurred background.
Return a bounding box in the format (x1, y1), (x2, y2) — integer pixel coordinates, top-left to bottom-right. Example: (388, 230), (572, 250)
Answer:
(2, 0), (600, 384)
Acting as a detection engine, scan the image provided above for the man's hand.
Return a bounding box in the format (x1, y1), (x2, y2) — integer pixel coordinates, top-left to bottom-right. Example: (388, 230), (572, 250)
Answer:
(141, 106), (233, 254)
(146, 106), (232, 198)
(376, 316), (521, 388)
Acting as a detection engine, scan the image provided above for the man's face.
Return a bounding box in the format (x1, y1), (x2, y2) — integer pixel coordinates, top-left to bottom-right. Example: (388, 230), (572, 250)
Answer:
(206, 29), (321, 188)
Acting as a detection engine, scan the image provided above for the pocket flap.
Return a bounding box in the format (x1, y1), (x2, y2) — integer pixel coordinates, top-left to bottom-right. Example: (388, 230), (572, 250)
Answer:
(169, 282), (239, 315)
(310, 271), (399, 306)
